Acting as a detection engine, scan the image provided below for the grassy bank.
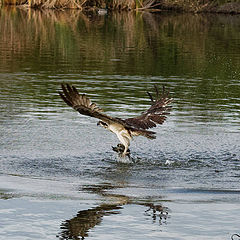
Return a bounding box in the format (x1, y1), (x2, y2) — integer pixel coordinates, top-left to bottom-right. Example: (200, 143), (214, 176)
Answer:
(2, 0), (240, 13)
(2, 0), (142, 9)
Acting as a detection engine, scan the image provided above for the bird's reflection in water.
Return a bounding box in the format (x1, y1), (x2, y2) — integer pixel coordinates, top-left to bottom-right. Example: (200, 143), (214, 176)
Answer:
(144, 203), (168, 225)
(57, 183), (169, 239)
(58, 204), (122, 240)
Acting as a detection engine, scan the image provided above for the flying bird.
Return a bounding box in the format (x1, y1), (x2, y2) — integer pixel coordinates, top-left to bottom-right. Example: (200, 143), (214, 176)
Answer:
(59, 84), (172, 158)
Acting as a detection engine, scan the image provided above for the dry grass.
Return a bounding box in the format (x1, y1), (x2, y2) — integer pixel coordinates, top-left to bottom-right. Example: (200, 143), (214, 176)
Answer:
(3, 0), (87, 8)
(2, 0), (159, 9)
(2, 0), (239, 12)
(3, 0), (27, 5)
(108, 0), (135, 10)
(30, 0), (86, 9)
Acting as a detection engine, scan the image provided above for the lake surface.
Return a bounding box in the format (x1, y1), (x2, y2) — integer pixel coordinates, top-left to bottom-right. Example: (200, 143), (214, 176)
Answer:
(0, 7), (240, 240)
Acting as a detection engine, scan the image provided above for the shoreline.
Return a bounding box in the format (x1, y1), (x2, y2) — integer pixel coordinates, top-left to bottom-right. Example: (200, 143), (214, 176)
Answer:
(1, 0), (240, 14)
(158, 1), (240, 14)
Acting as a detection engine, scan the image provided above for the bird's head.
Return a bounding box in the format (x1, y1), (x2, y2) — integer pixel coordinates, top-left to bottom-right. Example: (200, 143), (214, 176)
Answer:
(97, 121), (108, 129)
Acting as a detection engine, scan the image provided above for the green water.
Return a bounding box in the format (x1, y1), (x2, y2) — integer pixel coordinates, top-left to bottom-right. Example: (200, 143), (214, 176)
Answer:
(0, 7), (240, 240)
(1, 9), (240, 78)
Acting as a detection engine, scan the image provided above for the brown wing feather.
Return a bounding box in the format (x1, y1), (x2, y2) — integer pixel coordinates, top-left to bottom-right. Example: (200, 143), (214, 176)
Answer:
(124, 85), (173, 130)
(59, 83), (123, 125)
(59, 84), (172, 140)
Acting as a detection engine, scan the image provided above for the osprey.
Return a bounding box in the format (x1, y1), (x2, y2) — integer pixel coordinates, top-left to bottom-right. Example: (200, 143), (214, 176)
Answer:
(59, 84), (172, 157)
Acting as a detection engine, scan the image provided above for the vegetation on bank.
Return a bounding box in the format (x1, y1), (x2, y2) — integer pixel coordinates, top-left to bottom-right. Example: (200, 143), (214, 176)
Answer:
(1, 0), (240, 13)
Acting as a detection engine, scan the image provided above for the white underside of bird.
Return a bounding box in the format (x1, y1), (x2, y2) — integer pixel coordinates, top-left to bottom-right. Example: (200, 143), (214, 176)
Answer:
(109, 123), (132, 156)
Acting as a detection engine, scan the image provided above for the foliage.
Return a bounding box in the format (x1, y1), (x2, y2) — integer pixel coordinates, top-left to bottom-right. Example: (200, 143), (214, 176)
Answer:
(1, 0), (240, 11)
(2, 0), (151, 9)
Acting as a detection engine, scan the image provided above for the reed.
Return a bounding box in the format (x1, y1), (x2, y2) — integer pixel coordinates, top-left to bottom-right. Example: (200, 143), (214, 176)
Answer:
(2, 0), (240, 12)
(30, 0), (85, 9)
(3, 0), (86, 8)
(3, 0), (27, 5)
(107, 0), (135, 10)
(2, 0), (158, 9)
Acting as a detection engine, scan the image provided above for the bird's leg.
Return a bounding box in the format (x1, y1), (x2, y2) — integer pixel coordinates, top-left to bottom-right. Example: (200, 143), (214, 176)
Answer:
(122, 146), (128, 157)
(121, 144), (131, 158)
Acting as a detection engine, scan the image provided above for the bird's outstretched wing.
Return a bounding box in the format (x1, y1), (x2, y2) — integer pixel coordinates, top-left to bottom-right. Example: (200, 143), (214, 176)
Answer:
(59, 83), (122, 125)
(123, 85), (173, 130)
(59, 84), (171, 139)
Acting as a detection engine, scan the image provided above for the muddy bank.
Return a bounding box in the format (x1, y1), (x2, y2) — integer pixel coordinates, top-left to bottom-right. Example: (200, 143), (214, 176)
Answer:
(208, 2), (240, 14)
